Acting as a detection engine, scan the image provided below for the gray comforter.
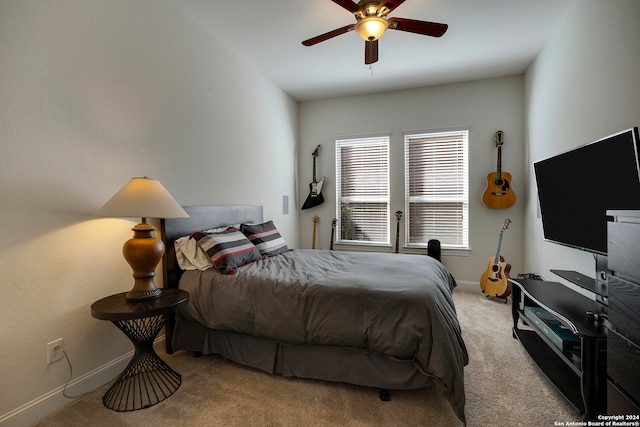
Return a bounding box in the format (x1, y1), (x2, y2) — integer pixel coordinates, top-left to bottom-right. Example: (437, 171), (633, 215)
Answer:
(178, 249), (468, 422)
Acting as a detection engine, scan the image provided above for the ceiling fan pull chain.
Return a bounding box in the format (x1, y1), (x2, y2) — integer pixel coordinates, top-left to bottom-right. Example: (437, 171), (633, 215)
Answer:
(369, 64), (374, 76)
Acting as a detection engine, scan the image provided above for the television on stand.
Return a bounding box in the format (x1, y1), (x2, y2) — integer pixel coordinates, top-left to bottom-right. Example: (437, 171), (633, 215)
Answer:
(533, 127), (640, 298)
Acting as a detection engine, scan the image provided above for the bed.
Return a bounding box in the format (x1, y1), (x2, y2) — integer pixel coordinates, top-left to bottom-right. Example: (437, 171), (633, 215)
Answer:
(161, 205), (468, 423)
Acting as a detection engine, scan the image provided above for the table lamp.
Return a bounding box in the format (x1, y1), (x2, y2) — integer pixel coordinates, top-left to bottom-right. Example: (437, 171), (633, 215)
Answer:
(96, 177), (189, 301)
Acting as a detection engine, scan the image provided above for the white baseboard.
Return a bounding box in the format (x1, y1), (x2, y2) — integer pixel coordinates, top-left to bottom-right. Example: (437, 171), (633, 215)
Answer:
(0, 337), (166, 427)
(455, 280), (478, 292)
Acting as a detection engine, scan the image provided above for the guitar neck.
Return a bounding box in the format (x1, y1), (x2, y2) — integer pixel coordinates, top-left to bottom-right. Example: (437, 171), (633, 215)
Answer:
(496, 145), (502, 180)
(312, 156), (317, 184)
(394, 211), (402, 254)
(312, 216), (318, 249)
(494, 231), (504, 261)
(330, 219), (336, 251)
(495, 131), (504, 180)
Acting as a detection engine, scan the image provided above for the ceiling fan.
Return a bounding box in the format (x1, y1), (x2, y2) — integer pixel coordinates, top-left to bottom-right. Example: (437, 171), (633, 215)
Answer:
(302, 0), (448, 65)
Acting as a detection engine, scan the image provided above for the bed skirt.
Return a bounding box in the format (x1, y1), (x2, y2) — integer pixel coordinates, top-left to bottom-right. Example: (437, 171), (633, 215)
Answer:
(171, 318), (434, 391)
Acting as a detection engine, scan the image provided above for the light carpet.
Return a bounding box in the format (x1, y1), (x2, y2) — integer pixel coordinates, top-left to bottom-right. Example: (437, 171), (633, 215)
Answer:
(35, 288), (583, 426)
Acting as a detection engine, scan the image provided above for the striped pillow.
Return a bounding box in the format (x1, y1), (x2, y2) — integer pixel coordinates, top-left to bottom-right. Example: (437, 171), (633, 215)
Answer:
(195, 228), (262, 273)
(240, 221), (289, 257)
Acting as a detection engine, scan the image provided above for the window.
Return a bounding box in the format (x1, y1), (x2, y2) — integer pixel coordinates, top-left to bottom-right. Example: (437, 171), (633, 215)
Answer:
(335, 136), (390, 245)
(404, 130), (469, 249)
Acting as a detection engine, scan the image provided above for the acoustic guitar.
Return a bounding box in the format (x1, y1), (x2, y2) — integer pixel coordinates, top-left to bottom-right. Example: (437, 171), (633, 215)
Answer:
(312, 215), (319, 249)
(394, 210), (402, 253)
(302, 145), (325, 210)
(482, 131), (516, 209)
(480, 219), (512, 300)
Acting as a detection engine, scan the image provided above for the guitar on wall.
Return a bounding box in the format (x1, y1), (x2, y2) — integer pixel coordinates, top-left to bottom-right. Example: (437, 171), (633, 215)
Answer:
(480, 219), (512, 301)
(482, 131), (516, 209)
(394, 211), (402, 253)
(302, 145), (325, 210)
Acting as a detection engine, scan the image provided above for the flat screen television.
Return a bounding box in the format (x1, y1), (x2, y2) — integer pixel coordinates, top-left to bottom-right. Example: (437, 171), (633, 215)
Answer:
(534, 127), (640, 255)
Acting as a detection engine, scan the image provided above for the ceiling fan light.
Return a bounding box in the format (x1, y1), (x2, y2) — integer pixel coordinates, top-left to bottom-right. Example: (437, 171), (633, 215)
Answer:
(355, 16), (388, 41)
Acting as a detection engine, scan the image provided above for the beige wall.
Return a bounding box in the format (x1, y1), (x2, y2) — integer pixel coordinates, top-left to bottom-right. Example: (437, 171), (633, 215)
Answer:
(298, 76), (526, 286)
(523, 0), (640, 289)
(0, 1), (297, 424)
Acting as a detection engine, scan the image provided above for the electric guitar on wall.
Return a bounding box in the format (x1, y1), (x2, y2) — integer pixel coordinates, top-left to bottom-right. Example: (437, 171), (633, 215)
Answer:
(480, 219), (512, 300)
(482, 131), (516, 209)
(302, 145), (325, 210)
(394, 211), (402, 253)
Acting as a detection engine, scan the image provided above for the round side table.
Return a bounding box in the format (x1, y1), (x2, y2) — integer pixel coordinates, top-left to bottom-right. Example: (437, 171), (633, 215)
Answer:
(91, 288), (189, 412)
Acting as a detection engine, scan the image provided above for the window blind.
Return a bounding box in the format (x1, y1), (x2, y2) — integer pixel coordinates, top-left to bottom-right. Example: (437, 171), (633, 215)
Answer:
(336, 136), (390, 244)
(404, 130), (469, 248)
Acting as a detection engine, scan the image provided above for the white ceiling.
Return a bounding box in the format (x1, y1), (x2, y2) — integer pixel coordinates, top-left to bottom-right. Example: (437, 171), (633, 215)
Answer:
(173, 0), (574, 102)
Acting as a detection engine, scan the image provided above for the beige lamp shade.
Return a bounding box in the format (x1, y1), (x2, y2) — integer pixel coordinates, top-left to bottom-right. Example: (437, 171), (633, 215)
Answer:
(96, 177), (189, 220)
(97, 177), (189, 301)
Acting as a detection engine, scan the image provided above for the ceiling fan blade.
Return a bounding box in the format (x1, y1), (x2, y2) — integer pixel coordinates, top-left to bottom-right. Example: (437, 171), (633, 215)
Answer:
(302, 24), (355, 46)
(332, 0), (362, 14)
(365, 40), (379, 65)
(387, 17), (448, 37)
(376, 0), (406, 16)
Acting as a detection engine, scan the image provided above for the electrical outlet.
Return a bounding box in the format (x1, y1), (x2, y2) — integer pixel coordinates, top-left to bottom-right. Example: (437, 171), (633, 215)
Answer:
(47, 338), (64, 364)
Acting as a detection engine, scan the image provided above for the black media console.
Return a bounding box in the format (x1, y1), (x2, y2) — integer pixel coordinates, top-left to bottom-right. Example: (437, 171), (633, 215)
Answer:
(509, 276), (607, 419)
(510, 210), (640, 419)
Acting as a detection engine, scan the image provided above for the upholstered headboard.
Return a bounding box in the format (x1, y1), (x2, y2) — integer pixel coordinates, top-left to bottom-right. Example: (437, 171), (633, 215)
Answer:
(161, 205), (263, 290)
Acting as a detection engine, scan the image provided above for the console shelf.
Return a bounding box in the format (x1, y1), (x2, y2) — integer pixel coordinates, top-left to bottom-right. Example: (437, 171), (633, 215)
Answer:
(509, 278), (607, 420)
(551, 269), (608, 299)
(515, 328), (584, 412)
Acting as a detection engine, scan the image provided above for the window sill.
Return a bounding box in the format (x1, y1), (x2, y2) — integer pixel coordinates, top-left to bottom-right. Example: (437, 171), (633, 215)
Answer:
(404, 245), (471, 257)
(333, 242), (393, 253)
(332, 243), (471, 257)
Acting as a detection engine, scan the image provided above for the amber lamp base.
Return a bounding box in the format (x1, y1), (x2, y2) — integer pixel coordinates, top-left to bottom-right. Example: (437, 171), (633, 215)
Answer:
(122, 221), (164, 301)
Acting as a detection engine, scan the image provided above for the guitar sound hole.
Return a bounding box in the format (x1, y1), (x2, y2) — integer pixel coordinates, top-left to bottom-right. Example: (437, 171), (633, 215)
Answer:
(493, 179), (511, 192)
